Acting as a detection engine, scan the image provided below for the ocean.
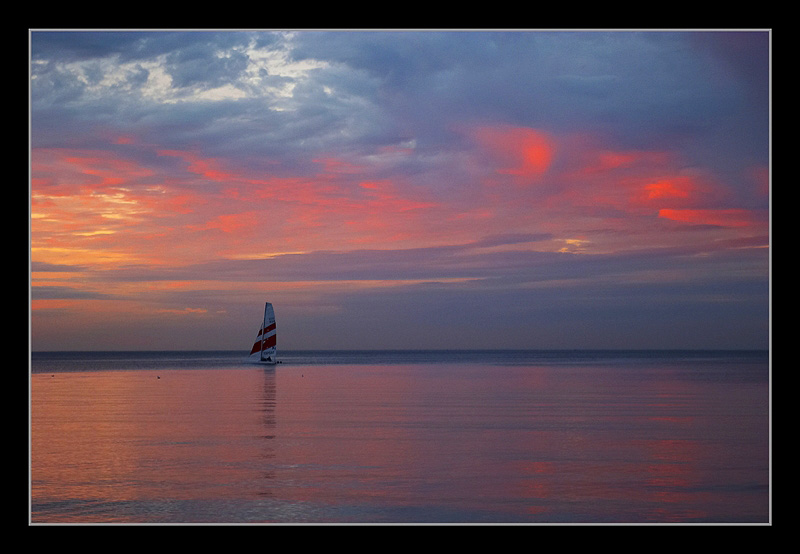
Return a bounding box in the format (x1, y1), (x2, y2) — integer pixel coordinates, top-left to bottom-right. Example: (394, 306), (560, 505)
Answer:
(29, 350), (770, 524)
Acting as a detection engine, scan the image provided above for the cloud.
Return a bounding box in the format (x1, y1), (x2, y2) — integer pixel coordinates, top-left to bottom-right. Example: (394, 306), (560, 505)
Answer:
(29, 30), (771, 350)
(470, 126), (555, 181)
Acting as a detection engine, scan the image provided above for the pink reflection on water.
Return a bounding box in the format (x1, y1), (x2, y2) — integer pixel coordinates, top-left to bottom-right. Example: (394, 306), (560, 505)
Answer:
(31, 360), (769, 523)
(32, 369), (275, 521)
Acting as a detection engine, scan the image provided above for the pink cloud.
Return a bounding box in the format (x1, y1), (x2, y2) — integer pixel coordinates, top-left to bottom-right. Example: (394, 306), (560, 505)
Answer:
(196, 211), (261, 234)
(460, 126), (769, 246)
(471, 125), (554, 181)
(31, 125), (768, 284)
(157, 149), (236, 182)
(657, 209), (756, 228)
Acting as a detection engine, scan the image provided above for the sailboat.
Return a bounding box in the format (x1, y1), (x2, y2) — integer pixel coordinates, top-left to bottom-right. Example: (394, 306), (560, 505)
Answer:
(249, 302), (277, 364)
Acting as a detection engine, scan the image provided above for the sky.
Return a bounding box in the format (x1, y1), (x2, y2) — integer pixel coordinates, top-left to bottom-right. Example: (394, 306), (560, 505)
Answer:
(29, 29), (771, 351)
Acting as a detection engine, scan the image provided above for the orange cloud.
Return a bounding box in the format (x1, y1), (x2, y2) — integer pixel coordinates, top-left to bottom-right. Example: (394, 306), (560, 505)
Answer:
(155, 307), (209, 315)
(30, 145), (218, 268)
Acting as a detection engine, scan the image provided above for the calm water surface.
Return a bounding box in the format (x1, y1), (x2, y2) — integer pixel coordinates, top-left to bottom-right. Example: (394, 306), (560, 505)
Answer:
(30, 351), (770, 524)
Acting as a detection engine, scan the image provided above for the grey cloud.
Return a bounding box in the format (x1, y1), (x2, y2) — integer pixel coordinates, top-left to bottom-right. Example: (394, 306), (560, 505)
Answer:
(30, 30), (769, 184)
(164, 39), (251, 89)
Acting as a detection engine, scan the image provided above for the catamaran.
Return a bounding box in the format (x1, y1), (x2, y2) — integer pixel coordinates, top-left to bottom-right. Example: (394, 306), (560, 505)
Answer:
(249, 302), (277, 364)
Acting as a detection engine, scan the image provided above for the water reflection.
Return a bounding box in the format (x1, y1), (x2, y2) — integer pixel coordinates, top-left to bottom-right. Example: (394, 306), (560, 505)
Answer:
(255, 368), (277, 498)
(31, 357), (769, 523)
(31, 367), (279, 522)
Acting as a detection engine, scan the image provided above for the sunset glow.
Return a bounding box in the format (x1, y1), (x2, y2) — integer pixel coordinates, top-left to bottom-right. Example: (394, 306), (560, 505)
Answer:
(30, 30), (770, 351)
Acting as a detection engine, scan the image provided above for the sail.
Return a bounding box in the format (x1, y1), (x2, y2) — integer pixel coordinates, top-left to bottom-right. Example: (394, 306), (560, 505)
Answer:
(249, 302), (277, 363)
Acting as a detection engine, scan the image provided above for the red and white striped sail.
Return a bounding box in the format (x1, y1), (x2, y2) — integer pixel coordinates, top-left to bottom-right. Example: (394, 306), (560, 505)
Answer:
(249, 302), (277, 363)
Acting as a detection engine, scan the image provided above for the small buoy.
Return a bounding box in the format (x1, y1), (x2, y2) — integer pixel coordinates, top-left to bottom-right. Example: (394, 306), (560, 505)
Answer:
(157, 375), (160, 379)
